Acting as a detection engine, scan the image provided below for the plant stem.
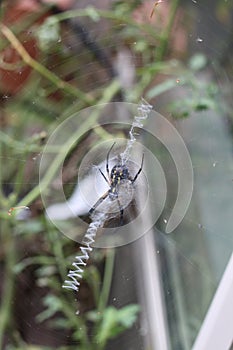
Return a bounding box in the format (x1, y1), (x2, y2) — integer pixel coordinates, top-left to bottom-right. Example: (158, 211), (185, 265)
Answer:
(155, 0), (180, 61)
(44, 254), (91, 348)
(97, 249), (115, 313)
(0, 222), (17, 348)
(0, 140), (5, 205)
(0, 8), (49, 51)
(15, 79), (120, 209)
(0, 23), (94, 105)
(46, 222), (67, 281)
(0, 130), (41, 152)
(92, 249), (115, 350)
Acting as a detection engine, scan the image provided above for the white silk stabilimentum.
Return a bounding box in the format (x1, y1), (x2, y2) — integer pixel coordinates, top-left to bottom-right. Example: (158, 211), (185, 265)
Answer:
(62, 99), (152, 314)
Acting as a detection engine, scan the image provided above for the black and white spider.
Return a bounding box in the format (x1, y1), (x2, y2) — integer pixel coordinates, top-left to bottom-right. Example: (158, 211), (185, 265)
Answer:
(89, 143), (144, 225)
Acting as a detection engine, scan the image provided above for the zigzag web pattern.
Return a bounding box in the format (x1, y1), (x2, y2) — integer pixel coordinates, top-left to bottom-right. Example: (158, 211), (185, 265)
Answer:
(62, 99), (152, 314)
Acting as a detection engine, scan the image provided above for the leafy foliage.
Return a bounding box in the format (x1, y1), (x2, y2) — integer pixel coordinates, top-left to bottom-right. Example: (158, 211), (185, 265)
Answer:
(0, 0), (228, 349)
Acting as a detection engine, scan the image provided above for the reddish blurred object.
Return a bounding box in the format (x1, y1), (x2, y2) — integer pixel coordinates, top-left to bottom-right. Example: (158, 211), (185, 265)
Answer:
(0, 0), (74, 96)
(2, 0), (42, 25)
(0, 0), (75, 95)
(0, 38), (38, 95)
(0, 0), (44, 95)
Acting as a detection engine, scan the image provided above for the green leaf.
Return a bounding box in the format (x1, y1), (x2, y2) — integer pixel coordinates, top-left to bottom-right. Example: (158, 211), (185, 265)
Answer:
(147, 79), (180, 99)
(96, 307), (122, 344)
(96, 305), (140, 344)
(116, 304), (140, 328)
(86, 6), (101, 21)
(86, 310), (102, 322)
(36, 17), (60, 51)
(48, 317), (70, 329)
(15, 220), (44, 235)
(194, 98), (215, 111)
(36, 295), (63, 323)
(13, 256), (55, 274)
(188, 54), (207, 71)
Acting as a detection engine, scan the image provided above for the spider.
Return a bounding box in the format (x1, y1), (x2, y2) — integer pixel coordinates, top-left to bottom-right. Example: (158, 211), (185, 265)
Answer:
(89, 142), (144, 225)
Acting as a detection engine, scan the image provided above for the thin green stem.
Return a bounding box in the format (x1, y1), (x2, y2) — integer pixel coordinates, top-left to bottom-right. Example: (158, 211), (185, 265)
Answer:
(46, 222), (67, 281)
(0, 140), (5, 205)
(97, 249), (115, 313)
(14, 152), (30, 198)
(0, 24), (94, 105)
(44, 259), (91, 348)
(13, 256), (55, 273)
(16, 79), (120, 209)
(92, 249), (115, 350)
(0, 130), (42, 152)
(0, 8), (49, 51)
(0, 222), (17, 349)
(155, 0), (180, 61)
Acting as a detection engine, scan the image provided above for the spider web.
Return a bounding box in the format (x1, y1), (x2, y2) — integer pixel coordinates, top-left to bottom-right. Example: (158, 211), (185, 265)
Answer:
(1, 1), (233, 349)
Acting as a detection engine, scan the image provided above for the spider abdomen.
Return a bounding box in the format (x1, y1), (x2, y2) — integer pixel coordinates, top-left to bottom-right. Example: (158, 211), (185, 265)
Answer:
(108, 165), (131, 200)
(110, 165), (130, 184)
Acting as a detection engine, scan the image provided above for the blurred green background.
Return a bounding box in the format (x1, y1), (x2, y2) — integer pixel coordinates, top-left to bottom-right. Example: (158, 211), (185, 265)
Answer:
(0, 0), (232, 349)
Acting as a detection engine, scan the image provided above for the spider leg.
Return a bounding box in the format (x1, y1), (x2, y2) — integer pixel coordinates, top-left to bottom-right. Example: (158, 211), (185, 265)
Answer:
(131, 153), (144, 183)
(89, 191), (109, 215)
(98, 168), (110, 184)
(106, 142), (116, 180)
(117, 199), (124, 226)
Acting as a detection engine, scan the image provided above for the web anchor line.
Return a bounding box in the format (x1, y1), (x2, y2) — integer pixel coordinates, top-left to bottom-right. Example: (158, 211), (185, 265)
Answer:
(62, 98), (152, 314)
